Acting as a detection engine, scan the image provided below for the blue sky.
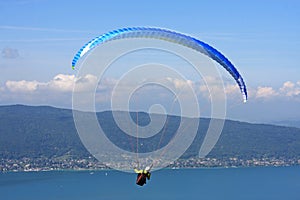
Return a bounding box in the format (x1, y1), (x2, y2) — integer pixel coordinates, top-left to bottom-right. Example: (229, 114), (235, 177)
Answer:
(0, 0), (300, 123)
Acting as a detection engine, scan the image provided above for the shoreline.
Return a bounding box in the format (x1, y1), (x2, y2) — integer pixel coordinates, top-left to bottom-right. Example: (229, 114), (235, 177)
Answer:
(2, 156), (299, 173)
(1, 163), (299, 173)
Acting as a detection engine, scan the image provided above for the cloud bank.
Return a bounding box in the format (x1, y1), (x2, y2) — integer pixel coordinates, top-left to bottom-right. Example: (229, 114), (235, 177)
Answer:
(254, 81), (300, 100)
(0, 74), (299, 121)
(2, 74), (300, 103)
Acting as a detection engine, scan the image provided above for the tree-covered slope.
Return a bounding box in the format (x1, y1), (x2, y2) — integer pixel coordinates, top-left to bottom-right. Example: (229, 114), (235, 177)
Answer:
(0, 105), (300, 160)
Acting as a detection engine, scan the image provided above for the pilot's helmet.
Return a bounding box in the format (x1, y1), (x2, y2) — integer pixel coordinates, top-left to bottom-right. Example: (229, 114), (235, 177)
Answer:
(145, 166), (151, 171)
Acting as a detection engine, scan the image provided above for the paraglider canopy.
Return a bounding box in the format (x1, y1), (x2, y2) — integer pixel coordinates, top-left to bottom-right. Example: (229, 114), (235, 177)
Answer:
(72, 27), (247, 102)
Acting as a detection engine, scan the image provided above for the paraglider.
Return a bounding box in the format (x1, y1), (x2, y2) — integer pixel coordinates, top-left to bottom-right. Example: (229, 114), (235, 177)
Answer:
(134, 166), (152, 186)
(71, 27), (247, 102)
(71, 27), (248, 187)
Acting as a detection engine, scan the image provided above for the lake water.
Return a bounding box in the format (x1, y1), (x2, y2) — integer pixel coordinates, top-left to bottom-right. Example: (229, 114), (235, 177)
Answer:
(1, 166), (299, 200)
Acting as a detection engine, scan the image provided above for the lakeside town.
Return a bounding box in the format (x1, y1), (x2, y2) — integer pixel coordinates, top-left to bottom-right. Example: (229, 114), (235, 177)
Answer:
(1, 157), (300, 172)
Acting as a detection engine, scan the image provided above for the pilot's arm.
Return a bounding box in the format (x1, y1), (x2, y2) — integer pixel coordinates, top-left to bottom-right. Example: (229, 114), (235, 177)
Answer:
(134, 169), (143, 174)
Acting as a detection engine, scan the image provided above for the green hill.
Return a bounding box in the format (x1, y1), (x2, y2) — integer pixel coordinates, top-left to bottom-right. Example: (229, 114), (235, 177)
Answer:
(0, 105), (300, 160)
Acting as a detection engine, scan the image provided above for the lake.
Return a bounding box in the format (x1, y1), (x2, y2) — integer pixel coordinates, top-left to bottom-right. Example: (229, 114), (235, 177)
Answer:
(1, 166), (299, 200)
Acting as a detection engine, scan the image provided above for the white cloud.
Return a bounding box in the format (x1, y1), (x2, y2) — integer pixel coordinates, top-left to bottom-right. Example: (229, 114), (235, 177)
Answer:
(2, 74), (90, 107)
(4, 74), (100, 94)
(47, 74), (75, 92)
(195, 78), (300, 102)
(1, 73), (300, 112)
(5, 74), (75, 93)
(75, 74), (99, 92)
(256, 86), (278, 99)
(195, 76), (229, 101)
(252, 81), (300, 100)
(97, 78), (117, 92)
(225, 84), (240, 95)
(167, 78), (193, 90)
(6, 80), (40, 92)
(197, 77), (213, 94)
(279, 81), (300, 97)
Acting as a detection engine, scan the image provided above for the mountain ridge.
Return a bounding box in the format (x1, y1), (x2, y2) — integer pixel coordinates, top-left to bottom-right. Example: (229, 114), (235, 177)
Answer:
(0, 104), (300, 161)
